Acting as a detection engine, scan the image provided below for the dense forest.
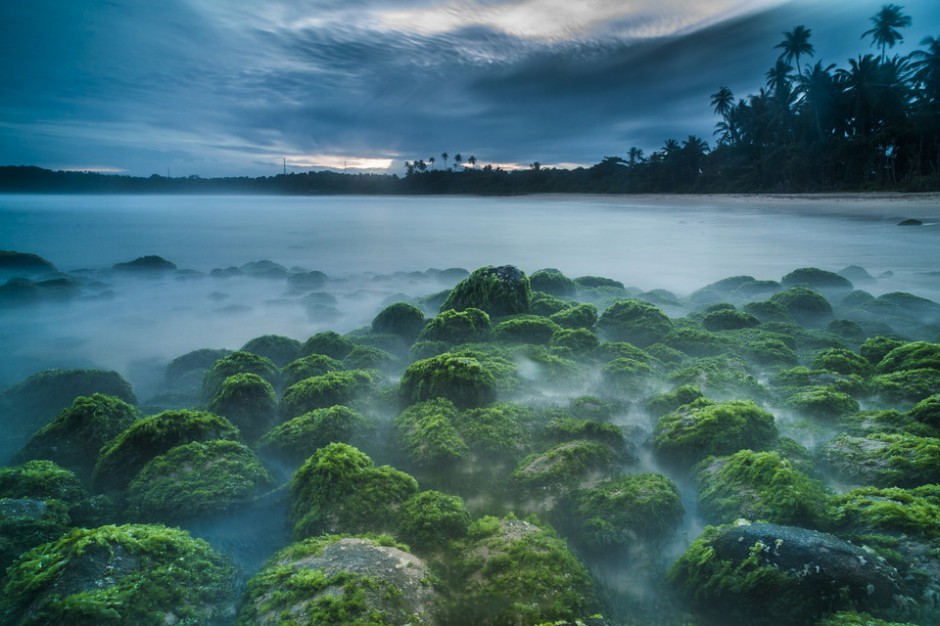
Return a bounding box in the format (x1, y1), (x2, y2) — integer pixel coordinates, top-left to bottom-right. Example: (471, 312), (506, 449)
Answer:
(1, 4), (938, 195)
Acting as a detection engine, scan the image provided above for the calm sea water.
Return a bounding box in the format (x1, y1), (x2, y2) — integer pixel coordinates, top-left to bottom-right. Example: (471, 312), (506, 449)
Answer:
(1, 193), (938, 394)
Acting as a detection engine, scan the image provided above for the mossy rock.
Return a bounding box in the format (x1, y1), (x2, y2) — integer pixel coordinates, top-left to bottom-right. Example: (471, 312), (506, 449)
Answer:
(861, 336), (907, 365)
(670, 522), (905, 626)
(600, 357), (653, 394)
(343, 344), (400, 372)
(595, 341), (655, 364)
(397, 490), (471, 553)
(784, 386), (860, 421)
(645, 384), (704, 418)
(653, 399), (777, 467)
(93, 409), (240, 494)
(876, 341), (940, 374)
(703, 309), (760, 331)
(529, 268), (577, 298)
(237, 534), (440, 626)
(839, 409), (936, 438)
(812, 348), (874, 377)
(695, 450), (830, 526)
(667, 356), (766, 402)
(372, 301), (426, 342)
(869, 368), (940, 407)
(492, 315), (560, 345)
(530, 292), (574, 317)
(781, 267), (853, 292)
(280, 370), (374, 419)
(737, 336), (799, 368)
(201, 351), (279, 400)
(1, 523), (236, 625)
(258, 405), (378, 467)
(550, 302), (598, 330)
(770, 287), (834, 327)
(815, 611), (918, 626)
(13, 394), (137, 481)
(909, 394), (940, 429)
(400, 353), (498, 409)
(817, 433), (940, 488)
(540, 417), (630, 456)
(549, 327), (600, 355)
(299, 330), (356, 360)
(744, 300), (797, 324)
(126, 440), (274, 521)
(827, 319), (868, 343)
(206, 373), (278, 442)
(662, 324), (733, 357)
(512, 440), (619, 494)
(827, 486), (940, 542)
(690, 276), (757, 303)
(598, 299), (673, 347)
(440, 265), (531, 317)
(453, 402), (535, 465)
(449, 515), (594, 626)
(280, 353), (344, 388)
(573, 473), (683, 549)
(0, 369), (137, 451)
(770, 366), (866, 398)
(568, 395), (623, 422)
(290, 443), (419, 539)
(0, 250), (56, 274)
(394, 398), (467, 468)
(240, 334), (301, 367)
(165, 348), (231, 385)
(417, 308), (492, 344)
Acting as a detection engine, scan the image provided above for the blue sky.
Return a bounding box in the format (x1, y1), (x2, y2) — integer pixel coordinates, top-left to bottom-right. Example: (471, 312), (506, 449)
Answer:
(1, 0), (938, 177)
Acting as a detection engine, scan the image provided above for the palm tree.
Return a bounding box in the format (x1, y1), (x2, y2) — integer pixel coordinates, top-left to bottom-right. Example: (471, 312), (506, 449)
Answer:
(776, 26), (814, 76)
(862, 4), (911, 63)
(798, 61), (839, 138)
(441, 152), (449, 170)
(909, 35), (940, 103)
(766, 59), (794, 97)
(454, 153), (463, 170)
(711, 87), (734, 117)
(467, 155), (477, 169)
(627, 146), (645, 166)
(428, 156), (436, 170)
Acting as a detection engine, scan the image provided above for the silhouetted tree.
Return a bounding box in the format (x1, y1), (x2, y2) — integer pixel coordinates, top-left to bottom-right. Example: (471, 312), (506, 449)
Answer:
(863, 4), (911, 62)
(776, 26), (814, 76)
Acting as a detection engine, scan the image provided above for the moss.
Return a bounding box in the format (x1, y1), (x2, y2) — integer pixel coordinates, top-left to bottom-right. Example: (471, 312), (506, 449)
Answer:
(598, 299), (673, 347)
(201, 351), (279, 400)
(744, 300), (797, 324)
(667, 356), (766, 402)
(1, 523), (236, 626)
(876, 341), (940, 374)
(827, 319), (867, 343)
(869, 368), (940, 406)
(290, 443), (419, 538)
(818, 433), (940, 488)
(417, 307), (492, 344)
(549, 327), (600, 355)
(784, 386), (860, 421)
(397, 490), (471, 552)
(280, 354), (344, 388)
(840, 409), (936, 438)
(240, 334), (301, 367)
(662, 325), (733, 358)
(258, 405), (378, 467)
(371, 302), (426, 342)
(550, 303), (599, 330)
(126, 440), (273, 521)
(568, 395), (623, 422)
(703, 309), (760, 332)
(646, 385), (705, 418)
(812, 348), (874, 377)
(400, 352), (498, 409)
(860, 336), (906, 365)
(909, 393), (940, 429)
(13, 394), (138, 481)
(827, 486), (940, 541)
(600, 357), (653, 393)
(450, 515), (594, 626)
(299, 330), (356, 360)
(573, 473), (683, 548)
(343, 344), (400, 372)
(781, 268), (853, 291)
(237, 535), (438, 626)
(695, 450), (830, 526)
(493, 315), (561, 345)
(281, 370), (374, 419)
(206, 373), (278, 442)
(93, 409), (240, 494)
(512, 440), (619, 493)
(653, 399), (777, 467)
(394, 398), (468, 467)
(530, 268), (577, 298)
(165, 348), (232, 385)
(0, 497), (73, 574)
(541, 417), (628, 455)
(770, 366), (866, 398)
(454, 402), (535, 464)
(441, 265), (531, 317)
(815, 611), (917, 626)
(595, 341), (654, 364)
(530, 292), (574, 317)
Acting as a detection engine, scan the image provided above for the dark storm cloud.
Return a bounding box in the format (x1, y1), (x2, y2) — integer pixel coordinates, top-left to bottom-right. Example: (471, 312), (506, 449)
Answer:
(1, 0), (938, 175)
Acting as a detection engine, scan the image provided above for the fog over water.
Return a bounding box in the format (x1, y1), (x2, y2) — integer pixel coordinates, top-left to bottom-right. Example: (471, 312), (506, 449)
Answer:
(1, 193), (938, 395)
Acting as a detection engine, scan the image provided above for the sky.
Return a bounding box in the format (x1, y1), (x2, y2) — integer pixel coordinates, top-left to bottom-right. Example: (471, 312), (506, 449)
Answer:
(1, 0), (938, 177)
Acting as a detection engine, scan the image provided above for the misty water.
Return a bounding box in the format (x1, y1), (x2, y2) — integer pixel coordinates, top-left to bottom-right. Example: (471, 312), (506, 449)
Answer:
(2, 192), (939, 624)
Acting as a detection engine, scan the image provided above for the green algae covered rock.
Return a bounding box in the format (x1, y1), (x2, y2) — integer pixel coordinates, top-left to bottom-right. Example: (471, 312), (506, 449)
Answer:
(206, 373), (278, 442)
(126, 440), (274, 521)
(258, 405), (378, 467)
(237, 535), (440, 626)
(290, 443), (419, 539)
(695, 450), (830, 526)
(784, 386), (860, 421)
(441, 265), (531, 317)
(372, 301), (427, 342)
(815, 612), (918, 626)
(202, 351), (279, 400)
(703, 308), (761, 331)
(818, 433), (940, 488)
(598, 299), (673, 347)
(280, 369), (374, 418)
(240, 334), (301, 367)
(492, 315), (560, 344)
(530, 292), (573, 316)
(812, 348), (874, 377)
(573, 473), (683, 549)
(453, 402), (535, 465)
(512, 440), (619, 494)
(550, 302), (598, 330)
(400, 352), (498, 409)
(418, 307), (492, 345)
(781, 267), (853, 292)
(653, 399), (777, 467)
(529, 268), (577, 297)
(869, 368), (940, 406)
(667, 356), (766, 402)
(876, 341), (940, 373)
(397, 490), (471, 553)
(394, 398), (467, 467)
(299, 330), (356, 360)
(600, 357), (653, 393)
(770, 287), (834, 327)
(1, 523), (236, 626)
(549, 327), (600, 355)
(670, 522), (906, 626)
(828, 486), (940, 541)
(450, 515), (594, 626)
(861, 336), (907, 365)
(280, 353), (344, 388)
(13, 394), (138, 481)
(645, 384), (705, 418)
(909, 393), (940, 429)
(92, 409), (240, 494)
